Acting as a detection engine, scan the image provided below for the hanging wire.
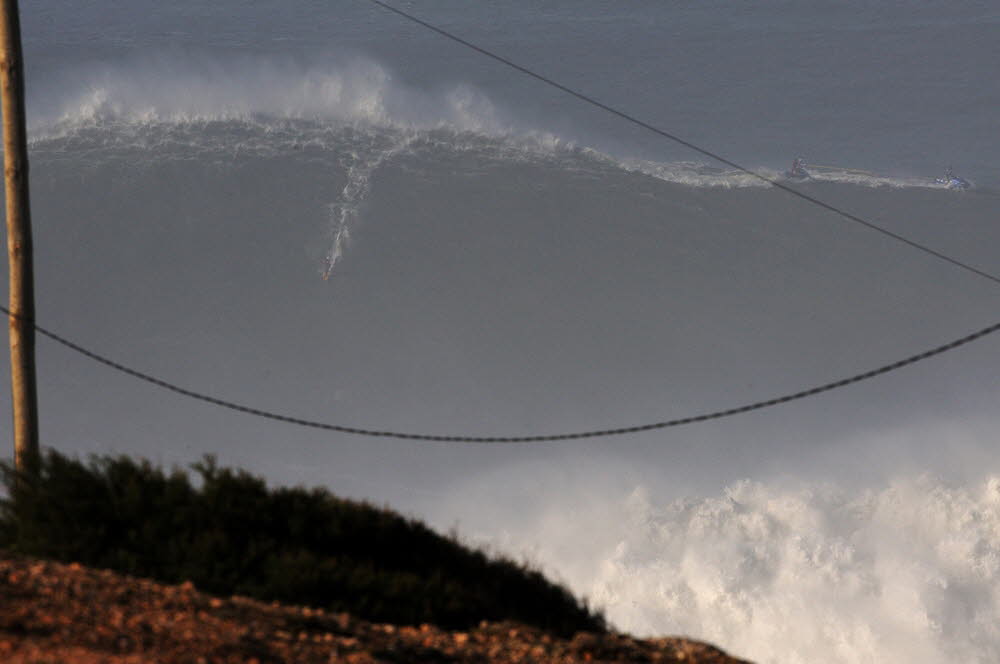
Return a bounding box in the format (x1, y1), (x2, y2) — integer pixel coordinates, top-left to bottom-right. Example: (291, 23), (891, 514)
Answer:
(6, 304), (999, 442)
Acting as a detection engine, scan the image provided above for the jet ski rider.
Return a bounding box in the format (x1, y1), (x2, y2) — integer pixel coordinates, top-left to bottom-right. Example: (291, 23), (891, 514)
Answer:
(787, 157), (809, 179)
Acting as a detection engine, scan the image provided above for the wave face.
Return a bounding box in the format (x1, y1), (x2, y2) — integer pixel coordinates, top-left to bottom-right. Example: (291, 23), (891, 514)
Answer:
(478, 476), (1000, 664)
(31, 58), (996, 282)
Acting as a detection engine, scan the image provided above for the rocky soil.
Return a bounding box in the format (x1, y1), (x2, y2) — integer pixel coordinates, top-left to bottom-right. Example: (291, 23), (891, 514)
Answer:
(1, 552), (752, 664)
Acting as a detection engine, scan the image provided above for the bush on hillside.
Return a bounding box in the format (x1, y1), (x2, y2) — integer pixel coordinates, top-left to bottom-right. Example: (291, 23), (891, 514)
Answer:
(0, 450), (604, 636)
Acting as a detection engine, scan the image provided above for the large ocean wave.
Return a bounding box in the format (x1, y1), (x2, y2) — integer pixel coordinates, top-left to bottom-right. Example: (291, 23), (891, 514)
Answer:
(28, 54), (988, 283)
(30, 54), (956, 191)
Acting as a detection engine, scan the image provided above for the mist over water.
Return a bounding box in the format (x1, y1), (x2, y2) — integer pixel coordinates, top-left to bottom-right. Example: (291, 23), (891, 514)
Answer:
(12, 2), (1000, 662)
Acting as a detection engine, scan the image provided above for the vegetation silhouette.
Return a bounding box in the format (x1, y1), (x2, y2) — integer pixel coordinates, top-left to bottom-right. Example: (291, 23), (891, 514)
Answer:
(1, 450), (605, 636)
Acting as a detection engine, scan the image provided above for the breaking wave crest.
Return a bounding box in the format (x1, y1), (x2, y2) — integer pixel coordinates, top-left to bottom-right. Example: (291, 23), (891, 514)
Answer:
(31, 54), (508, 135)
(484, 476), (1000, 664)
(30, 53), (948, 192)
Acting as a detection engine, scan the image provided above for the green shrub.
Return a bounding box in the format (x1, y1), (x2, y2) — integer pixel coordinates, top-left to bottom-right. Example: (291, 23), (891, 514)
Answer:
(0, 450), (604, 636)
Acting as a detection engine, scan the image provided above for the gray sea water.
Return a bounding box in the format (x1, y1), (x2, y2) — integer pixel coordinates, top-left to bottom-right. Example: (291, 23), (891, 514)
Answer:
(9, 2), (1000, 662)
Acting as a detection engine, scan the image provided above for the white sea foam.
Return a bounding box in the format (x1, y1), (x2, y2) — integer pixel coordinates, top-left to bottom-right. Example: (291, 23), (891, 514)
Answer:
(479, 475), (1000, 664)
(616, 155), (945, 190)
(801, 167), (948, 190)
(29, 54), (520, 138)
(612, 156), (772, 189)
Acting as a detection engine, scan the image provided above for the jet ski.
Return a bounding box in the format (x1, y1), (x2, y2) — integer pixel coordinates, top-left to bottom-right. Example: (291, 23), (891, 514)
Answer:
(784, 157), (810, 180)
(935, 167), (971, 190)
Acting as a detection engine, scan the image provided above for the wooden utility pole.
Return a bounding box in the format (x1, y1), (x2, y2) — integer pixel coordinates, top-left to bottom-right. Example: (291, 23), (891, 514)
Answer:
(0, 0), (39, 478)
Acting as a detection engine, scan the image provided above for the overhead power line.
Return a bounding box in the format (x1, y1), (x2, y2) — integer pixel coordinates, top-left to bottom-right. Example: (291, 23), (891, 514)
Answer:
(366, 0), (1000, 288)
(6, 304), (999, 442)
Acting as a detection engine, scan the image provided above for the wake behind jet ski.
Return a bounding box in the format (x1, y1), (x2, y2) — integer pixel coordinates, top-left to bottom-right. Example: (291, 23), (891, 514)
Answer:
(784, 157), (810, 180)
(935, 166), (971, 190)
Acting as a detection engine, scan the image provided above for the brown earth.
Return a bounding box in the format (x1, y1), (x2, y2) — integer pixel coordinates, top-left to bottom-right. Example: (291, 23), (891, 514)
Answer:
(0, 553), (752, 664)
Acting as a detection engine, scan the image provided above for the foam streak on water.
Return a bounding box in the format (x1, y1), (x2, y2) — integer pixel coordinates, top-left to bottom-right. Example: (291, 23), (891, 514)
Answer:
(323, 131), (417, 279)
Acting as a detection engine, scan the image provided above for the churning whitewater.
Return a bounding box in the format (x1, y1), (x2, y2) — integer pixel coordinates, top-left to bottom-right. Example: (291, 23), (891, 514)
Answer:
(476, 475), (1000, 664)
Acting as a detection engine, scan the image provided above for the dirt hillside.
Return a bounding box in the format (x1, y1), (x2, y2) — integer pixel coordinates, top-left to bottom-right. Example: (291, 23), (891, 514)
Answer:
(1, 553), (752, 664)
